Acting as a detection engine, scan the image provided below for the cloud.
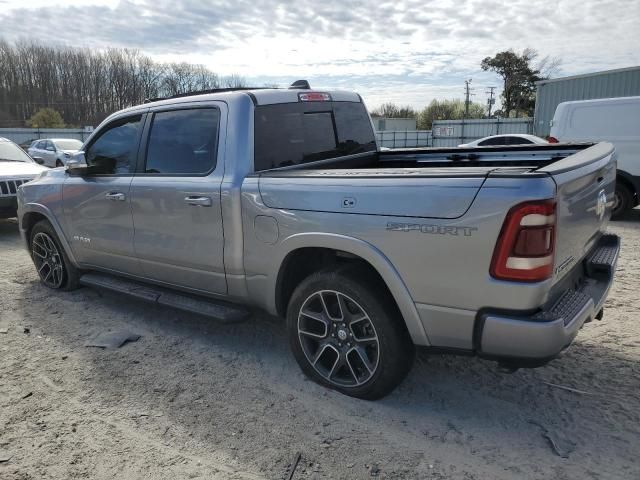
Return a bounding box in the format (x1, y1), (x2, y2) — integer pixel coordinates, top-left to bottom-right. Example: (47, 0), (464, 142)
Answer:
(0, 0), (637, 108)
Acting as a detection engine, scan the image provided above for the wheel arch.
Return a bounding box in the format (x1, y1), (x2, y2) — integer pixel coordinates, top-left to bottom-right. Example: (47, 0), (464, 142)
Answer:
(616, 169), (639, 205)
(272, 233), (430, 346)
(20, 203), (78, 266)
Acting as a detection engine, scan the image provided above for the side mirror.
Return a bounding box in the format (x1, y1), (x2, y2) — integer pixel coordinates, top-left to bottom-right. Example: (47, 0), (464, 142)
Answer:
(66, 152), (88, 175)
(32, 156), (45, 165)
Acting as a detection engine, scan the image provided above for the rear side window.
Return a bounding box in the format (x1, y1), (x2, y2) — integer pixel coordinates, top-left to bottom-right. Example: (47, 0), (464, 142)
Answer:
(478, 137), (506, 146)
(85, 115), (142, 174)
(506, 136), (532, 145)
(145, 108), (220, 174)
(254, 101), (376, 171)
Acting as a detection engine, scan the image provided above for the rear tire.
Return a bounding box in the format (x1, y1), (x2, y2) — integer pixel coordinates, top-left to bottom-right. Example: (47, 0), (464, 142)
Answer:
(612, 182), (633, 219)
(29, 220), (80, 291)
(286, 265), (415, 400)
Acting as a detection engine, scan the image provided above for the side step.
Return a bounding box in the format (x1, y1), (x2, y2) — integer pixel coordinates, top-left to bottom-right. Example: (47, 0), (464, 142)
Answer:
(79, 272), (250, 323)
(585, 233), (620, 277)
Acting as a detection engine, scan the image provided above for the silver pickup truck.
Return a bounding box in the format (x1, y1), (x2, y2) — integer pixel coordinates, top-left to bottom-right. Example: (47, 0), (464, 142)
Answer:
(17, 83), (620, 399)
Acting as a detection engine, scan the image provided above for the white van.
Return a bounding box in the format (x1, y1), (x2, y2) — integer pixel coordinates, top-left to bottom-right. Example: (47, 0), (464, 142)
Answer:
(550, 96), (640, 217)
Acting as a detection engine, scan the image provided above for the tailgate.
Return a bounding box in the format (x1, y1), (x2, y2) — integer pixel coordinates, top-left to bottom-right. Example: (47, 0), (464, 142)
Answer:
(538, 142), (617, 282)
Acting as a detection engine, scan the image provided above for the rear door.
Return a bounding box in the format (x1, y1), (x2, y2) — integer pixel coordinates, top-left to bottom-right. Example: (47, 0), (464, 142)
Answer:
(130, 103), (227, 294)
(539, 142), (616, 282)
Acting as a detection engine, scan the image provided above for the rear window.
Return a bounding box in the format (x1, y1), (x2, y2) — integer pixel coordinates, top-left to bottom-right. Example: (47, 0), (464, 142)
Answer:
(254, 101), (376, 171)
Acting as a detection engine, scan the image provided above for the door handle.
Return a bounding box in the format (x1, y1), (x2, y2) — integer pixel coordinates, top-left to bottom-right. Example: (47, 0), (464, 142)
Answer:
(184, 196), (212, 207)
(105, 192), (126, 201)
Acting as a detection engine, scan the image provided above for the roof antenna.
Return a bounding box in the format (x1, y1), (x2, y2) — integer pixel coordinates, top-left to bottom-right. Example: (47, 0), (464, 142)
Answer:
(289, 80), (310, 90)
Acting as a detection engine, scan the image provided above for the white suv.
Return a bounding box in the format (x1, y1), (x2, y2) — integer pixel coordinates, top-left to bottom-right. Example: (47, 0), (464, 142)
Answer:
(0, 137), (47, 218)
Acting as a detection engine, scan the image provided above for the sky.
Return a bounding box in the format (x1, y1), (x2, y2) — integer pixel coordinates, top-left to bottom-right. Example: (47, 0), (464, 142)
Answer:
(0, 0), (638, 110)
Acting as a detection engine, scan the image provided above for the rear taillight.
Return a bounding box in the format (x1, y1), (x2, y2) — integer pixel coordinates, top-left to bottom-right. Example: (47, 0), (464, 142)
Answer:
(547, 136), (559, 143)
(490, 200), (556, 282)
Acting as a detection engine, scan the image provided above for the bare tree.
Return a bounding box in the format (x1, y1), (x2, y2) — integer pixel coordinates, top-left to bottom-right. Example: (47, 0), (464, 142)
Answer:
(0, 39), (246, 127)
(221, 74), (247, 89)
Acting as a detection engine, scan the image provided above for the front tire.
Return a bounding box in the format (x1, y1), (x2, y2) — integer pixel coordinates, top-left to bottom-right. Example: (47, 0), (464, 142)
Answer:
(56, 159), (64, 167)
(29, 220), (80, 290)
(287, 266), (414, 400)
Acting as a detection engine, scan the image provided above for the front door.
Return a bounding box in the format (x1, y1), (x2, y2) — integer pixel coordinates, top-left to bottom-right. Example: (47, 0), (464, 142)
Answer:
(130, 104), (227, 294)
(63, 114), (145, 275)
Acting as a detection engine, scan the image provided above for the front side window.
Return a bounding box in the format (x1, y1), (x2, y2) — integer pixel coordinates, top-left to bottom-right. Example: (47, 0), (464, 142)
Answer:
(254, 101), (376, 171)
(45, 141), (55, 151)
(144, 108), (219, 174)
(85, 115), (142, 174)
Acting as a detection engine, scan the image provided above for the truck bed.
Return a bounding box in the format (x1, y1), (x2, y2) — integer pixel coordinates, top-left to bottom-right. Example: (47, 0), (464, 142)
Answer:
(257, 143), (595, 178)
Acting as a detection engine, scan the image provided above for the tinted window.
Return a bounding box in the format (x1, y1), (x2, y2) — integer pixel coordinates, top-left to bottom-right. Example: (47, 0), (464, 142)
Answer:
(45, 141), (55, 151)
(145, 108), (219, 174)
(86, 115), (141, 174)
(479, 137), (507, 146)
(506, 136), (532, 145)
(254, 101), (376, 171)
(333, 102), (377, 149)
(37, 140), (45, 149)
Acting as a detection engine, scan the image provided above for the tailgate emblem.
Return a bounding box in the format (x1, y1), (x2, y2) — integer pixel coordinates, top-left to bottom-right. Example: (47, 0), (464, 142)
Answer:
(596, 190), (607, 220)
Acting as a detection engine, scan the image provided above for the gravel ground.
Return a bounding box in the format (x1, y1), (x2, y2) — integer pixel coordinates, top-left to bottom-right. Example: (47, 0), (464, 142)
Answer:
(1, 215), (639, 480)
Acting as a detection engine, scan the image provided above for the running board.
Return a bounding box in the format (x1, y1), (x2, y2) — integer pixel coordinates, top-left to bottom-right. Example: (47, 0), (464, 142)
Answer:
(79, 272), (249, 323)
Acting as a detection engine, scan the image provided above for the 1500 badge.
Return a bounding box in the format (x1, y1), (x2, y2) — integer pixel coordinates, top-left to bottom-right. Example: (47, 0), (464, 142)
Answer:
(386, 222), (477, 236)
(73, 235), (91, 244)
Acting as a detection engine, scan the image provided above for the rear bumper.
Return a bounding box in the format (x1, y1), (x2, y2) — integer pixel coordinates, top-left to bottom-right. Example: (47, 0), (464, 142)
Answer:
(477, 234), (620, 363)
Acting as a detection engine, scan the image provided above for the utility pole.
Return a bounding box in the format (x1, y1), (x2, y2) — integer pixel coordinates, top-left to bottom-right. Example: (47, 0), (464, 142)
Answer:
(464, 79), (474, 118)
(486, 86), (496, 117)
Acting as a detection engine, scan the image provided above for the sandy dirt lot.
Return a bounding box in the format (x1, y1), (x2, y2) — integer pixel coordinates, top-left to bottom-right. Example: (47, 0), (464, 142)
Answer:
(1, 215), (639, 480)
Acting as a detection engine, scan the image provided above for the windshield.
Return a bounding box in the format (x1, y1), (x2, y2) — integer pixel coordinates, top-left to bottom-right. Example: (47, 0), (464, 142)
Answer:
(0, 142), (33, 162)
(54, 139), (83, 150)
